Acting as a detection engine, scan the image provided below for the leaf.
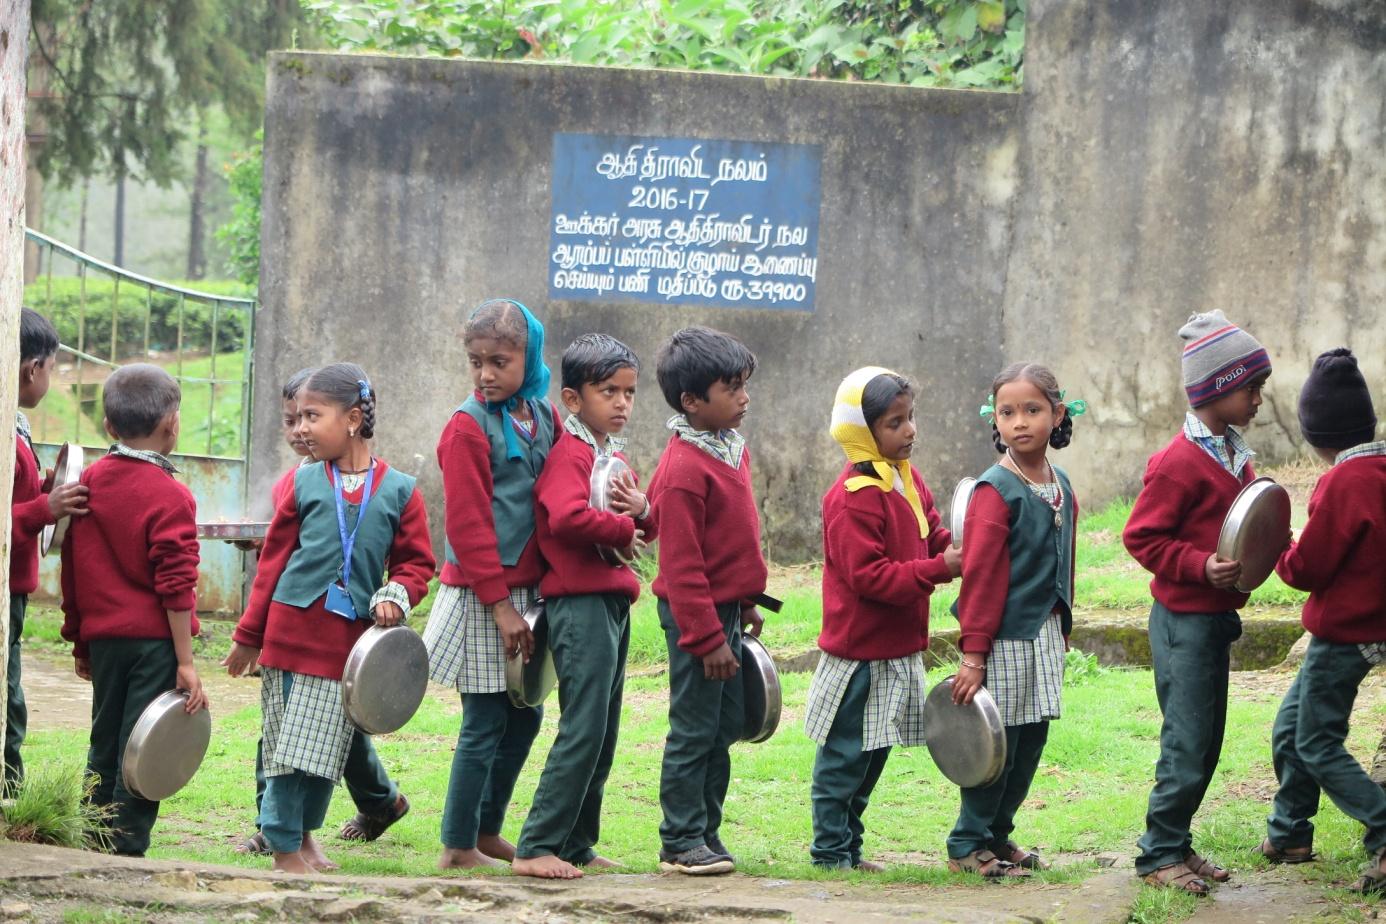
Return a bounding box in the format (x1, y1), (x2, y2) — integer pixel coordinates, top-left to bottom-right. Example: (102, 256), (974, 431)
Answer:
(830, 41), (872, 63)
(977, 1), (1006, 34)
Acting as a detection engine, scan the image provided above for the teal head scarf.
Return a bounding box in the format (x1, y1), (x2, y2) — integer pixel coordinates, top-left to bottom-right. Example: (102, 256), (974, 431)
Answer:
(472, 298), (551, 460)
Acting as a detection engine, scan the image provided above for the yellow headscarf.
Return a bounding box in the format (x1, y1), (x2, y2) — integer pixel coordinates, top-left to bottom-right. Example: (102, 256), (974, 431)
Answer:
(829, 366), (929, 538)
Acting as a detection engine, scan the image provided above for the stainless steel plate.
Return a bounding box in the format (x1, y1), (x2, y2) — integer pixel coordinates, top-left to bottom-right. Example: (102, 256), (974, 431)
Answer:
(342, 625), (429, 735)
(1217, 476), (1291, 593)
(41, 443), (84, 556)
(923, 676), (1007, 788)
(122, 690), (212, 801)
(589, 455), (635, 566)
(197, 520), (270, 541)
(950, 477), (978, 548)
(506, 600), (557, 708)
(740, 635), (782, 744)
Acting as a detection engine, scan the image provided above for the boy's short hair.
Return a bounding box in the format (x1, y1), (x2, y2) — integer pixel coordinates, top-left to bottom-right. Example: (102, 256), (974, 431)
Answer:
(655, 326), (757, 413)
(103, 363), (181, 439)
(561, 334), (640, 391)
(282, 366), (316, 401)
(20, 307), (59, 363)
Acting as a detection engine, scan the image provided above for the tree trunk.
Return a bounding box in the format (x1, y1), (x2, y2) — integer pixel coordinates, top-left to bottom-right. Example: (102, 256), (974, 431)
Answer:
(187, 115), (209, 280)
(79, 176), (89, 252)
(114, 163), (126, 266)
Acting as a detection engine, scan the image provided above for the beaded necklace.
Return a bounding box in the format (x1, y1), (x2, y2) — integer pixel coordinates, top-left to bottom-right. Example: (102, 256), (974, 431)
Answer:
(1005, 449), (1064, 530)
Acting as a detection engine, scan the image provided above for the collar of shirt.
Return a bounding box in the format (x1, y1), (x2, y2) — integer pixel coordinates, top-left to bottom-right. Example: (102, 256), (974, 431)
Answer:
(15, 410), (31, 443)
(109, 443), (180, 475)
(564, 414), (625, 457)
(1335, 440), (1386, 466)
(666, 414), (745, 470)
(1183, 411), (1255, 478)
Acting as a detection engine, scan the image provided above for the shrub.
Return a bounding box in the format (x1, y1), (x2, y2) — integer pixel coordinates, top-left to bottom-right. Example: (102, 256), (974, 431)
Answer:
(0, 765), (112, 850)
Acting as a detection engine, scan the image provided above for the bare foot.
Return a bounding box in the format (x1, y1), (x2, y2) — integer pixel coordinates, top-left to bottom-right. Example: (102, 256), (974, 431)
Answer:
(272, 851), (317, 874)
(300, 833), (339, 871)
(439, 847), (504, 870)
(513, 854), (584, 879)
(477, 833), (516, 862)
(855, 859), (886, 873)
(583, 855), (622, 870)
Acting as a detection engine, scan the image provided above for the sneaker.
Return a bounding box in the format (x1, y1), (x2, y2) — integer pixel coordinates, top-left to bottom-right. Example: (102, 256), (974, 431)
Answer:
(706, 835), (736, 864)
(659, 844), (735, 875)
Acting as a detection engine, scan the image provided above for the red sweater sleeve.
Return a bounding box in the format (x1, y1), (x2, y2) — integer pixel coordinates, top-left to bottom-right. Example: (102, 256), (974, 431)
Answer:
(958, 484), (1011, 655)
(149, 487), (200, 612)
(919, 478), (955, 586)
(13, 492), (54, 539)
(1122, 465), (1211, 586)
(825, 488), (950, 605)
(438, 413), (510, 605)
(59, 529), (85, 659)
(542, 446), (638, 549)
(1276, 478), (1348, 592)
(657, 484), (725, 657)
(233, 483), (302, 649)
(386, 488), (436, 606)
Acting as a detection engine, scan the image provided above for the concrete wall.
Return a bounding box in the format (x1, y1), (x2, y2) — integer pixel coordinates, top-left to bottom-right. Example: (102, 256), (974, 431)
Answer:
(254, 0), (1386, 561)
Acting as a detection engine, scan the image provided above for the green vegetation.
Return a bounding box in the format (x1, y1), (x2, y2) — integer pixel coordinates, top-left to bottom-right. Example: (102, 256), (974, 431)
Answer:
(0, 764), (111, 849)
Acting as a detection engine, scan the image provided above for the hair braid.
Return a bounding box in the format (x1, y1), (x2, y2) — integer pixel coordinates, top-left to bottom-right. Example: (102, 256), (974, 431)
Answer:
(358, 390), (377, 439)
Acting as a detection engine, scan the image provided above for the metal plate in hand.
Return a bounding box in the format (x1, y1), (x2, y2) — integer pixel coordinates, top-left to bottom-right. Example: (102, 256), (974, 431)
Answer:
(949, 477), (977, 549)
(506, 600), (556, 708)
(122, 690), (211, 801)
(342, 625), (429, 735)
(740, 635), (782, 744)
(41, 442), (84, 556)
(196, 521), (270, 541)
(589, 454), (636, 566)
(1216, 476), (1291, 593)
(923, 676), (1006, 788)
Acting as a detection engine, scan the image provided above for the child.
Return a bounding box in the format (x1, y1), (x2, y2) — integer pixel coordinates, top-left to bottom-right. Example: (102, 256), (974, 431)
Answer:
(59, 363), (205, 856)
(1260, 348), (1386, 893)
(808, 368), (960, 870)
(647, 326), (768, 875)
(224, 363), (434, 874)
(236, 367), (411, 855)
(1123, 310), (1272, 894)
(422, 298), (561, 870)
(947, 362), (1081, 878)
(513, 334), (657, 879)
(8, 308), (88, 789)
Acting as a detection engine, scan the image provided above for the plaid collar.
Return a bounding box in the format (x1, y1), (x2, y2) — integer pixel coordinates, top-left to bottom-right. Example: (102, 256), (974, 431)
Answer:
(1183, 411), (1254, 478)
(109, 443), (179, 475)
(667, 414), (745, 470)
(564, 414), (625, 458)
(1335, 441), (1386, 466)
(15, 410), (31, 444)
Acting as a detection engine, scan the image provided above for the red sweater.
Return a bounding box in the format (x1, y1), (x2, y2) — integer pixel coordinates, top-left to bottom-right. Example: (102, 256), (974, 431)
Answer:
(232, 459), (435, 679)
(11, 433), (55, 595)
(819, 463), (954, 660)
(649, 437), (768, 656)
(1276, 455), (1386, 644)
(1123, 434), (1256, 614)
(536, 432), (660, 602)
(436, 402), (561, 603)
(271, 464), (298, 507)
(59, 454), (200, 659)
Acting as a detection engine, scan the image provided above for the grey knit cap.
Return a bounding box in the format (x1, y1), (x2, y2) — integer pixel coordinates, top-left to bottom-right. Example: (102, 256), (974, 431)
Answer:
(1179, 310), (1271, 407)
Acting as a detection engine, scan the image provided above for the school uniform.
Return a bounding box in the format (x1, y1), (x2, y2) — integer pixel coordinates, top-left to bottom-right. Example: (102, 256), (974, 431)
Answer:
(232, 458), (434, 855)
(648, 418), (768, 856)
(59, 446), (201, 855)
(515, 419), (659, 864)
(6, 412), (53, 786)
(1122, 415), (1256, 876)
(947, 462), (1076, 861)
(1266, 444), (1386, 855)
(423, 393), (559, 850)
(806, 463), (953, 868)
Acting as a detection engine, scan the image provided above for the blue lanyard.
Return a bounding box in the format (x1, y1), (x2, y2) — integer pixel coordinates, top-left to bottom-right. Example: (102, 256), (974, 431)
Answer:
(332, 461), (376, 589)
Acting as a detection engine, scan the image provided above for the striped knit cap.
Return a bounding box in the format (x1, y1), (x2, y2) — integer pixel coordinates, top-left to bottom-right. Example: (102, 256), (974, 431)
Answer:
(1179, 310), (1271, 408)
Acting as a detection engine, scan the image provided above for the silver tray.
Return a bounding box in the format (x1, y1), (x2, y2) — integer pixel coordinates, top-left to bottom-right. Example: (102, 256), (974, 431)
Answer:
(197, 521), (270, 541)
(589, 454), (635, 566)
(342, 624), (429, 735)
(122, 689), (212, 801)
(1216, 476), (1291, 593)
(740, 635), (781, 744)
(41, 442), (84, 556)
(949, 477), (977, 548)
(923, 676), (1007, 788)
(506, 600), (557, 708)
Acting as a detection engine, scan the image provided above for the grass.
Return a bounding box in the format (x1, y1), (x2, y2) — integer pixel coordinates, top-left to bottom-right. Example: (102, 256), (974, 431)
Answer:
(0, 763), (111, 849)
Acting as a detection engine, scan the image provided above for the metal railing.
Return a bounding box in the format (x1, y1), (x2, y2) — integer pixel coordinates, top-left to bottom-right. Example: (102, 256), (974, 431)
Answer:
(23, 228), (257, 459)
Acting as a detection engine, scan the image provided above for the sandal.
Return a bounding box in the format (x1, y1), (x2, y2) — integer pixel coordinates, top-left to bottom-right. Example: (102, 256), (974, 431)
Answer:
(998, 840), (1051, 871)
(1184, 850), (1231, 882)
(948, 849), (1033, 879)
(1256, 838), (1314, 865)
(1354, 848), (1386, 895)
(339, 793), (410, 842)
(236, 830), (270, 855)
(1142, 861), (1209, 896)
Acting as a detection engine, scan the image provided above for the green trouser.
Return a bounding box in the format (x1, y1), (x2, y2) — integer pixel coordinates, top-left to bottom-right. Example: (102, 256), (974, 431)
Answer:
(87, 637), (178, 856)
(254, 728), (398, 824)
(440, 692), (542, 849)
(516, 593), (630, 864)
(1134, 602), (1242, 875)
(657, 599), (744, 854)
(947, 721), (1050, 859)
(4, 594), (27, 789)
(810, 662), (892, 868)
(1267, 637), (1386, 855)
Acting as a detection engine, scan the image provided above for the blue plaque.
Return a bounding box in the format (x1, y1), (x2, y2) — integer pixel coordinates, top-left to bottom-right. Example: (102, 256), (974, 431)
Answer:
(549, 133), (822, 311)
